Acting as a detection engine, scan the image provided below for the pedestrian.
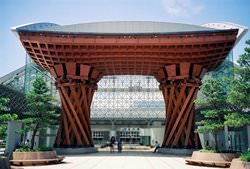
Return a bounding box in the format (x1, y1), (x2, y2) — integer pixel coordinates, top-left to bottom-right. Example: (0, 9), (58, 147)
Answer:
(110, 136), (115, 153)
(118, 138), (122, 153)
(153, 141), (161, 153)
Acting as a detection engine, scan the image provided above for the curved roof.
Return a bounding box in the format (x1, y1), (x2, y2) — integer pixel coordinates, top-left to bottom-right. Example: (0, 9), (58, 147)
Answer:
(13, 21), (239, 76)
(202, 22), (248, 45)
(12, 21), (216, 34)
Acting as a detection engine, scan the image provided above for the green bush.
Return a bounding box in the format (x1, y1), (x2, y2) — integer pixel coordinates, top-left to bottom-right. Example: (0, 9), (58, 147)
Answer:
(15, 146), (31, 152)
(15, 146), (53, 152)
(200, 146), (217, 153)
(38, 147), (53, 151)
(240, 149), (250, 162)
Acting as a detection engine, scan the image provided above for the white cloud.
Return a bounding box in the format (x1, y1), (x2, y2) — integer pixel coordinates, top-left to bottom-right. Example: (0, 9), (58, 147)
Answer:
(161, 0), (204, 18)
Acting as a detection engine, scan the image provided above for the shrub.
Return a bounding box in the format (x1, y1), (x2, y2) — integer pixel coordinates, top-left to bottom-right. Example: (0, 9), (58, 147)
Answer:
(15, 146), (53, 152)
(240, 149), (250, 162)
(15, 146), (32, 152)
(200, 146), (217, 153)
(38, 147), (53, 151)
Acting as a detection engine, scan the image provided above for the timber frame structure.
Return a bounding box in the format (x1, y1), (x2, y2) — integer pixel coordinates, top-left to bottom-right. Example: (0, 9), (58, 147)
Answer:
(12, 21), (238, 148)
(156, 63), (206, 148)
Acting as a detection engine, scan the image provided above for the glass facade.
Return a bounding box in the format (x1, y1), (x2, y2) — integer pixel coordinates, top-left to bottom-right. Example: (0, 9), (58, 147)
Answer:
(91, 76), (164, 120)
(24, 55), (58, 97)
(6, 74), (25, 92)
(211, 52), (234, 79)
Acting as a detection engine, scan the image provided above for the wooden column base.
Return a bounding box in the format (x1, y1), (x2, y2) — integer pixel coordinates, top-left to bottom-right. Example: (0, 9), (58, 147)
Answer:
(55, 81), (96, 147)
(155, 63), (206, 148)
(50, 63), (102, 148)
(161, 81), (199, 148)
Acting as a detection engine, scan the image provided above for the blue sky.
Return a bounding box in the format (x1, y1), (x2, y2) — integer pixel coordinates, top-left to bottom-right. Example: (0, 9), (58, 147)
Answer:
(0, 0), (249, 77)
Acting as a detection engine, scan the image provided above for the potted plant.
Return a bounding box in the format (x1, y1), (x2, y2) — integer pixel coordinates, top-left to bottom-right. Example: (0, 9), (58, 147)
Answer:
(230, 149), (250, 169)
(11, 146), (63, 166)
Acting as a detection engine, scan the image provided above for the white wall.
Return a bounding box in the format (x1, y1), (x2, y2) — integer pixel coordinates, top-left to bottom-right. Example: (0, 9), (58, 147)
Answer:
(140, 127), (164, 145)
(5, 121), (22, 157)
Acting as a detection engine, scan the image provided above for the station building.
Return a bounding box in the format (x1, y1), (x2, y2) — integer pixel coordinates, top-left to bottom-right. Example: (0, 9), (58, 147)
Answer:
(1, 21), (249, 152)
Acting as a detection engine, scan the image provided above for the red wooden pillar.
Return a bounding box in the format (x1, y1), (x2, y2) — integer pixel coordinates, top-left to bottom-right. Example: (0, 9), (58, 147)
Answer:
(155, 63), (207, 148)
(51, 63), (102, 147)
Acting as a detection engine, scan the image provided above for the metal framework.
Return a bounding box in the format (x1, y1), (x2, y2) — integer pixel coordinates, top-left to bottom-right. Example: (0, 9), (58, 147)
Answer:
(0, 84), (28, 117)
(12, 22), (238, 148)
(91, 75), (164, 120)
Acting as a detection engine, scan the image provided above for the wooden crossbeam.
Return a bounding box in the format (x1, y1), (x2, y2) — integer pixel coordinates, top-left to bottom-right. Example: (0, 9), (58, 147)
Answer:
(81, 85), (91, 123)
(166, 85), (194, 145)
(162, 83), (175, 145)
(62, 111), (70, 145)
(161, 86), (168, 107)
(185, 109), (194, 146)
(172, 88), (198, 146)
(69, 84), (91, 143)
(88, 84), (96, 106)
(61, 85), (90, 145)
(58, 89), (83, 145)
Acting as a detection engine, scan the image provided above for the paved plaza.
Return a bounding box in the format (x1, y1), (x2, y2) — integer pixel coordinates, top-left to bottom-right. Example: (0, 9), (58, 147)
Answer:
(20, 151), (224, 169)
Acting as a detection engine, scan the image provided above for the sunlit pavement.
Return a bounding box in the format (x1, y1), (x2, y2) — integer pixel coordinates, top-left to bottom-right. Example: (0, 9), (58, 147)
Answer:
(19, 151), (225, 169)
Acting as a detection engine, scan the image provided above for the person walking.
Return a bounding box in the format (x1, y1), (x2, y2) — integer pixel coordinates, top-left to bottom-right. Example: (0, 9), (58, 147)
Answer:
(153, 141), (161, 153)
(117, 138), (122, 153)
(110, 136), (115, 153)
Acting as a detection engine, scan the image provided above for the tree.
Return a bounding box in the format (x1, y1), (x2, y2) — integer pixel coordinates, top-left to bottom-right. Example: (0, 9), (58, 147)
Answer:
(21, 77), (59, 149)
(195, 78), (231, 150)
(196, 39), (250, 151)
(0, 98), (17, 139)
(225, 39), (250, 127)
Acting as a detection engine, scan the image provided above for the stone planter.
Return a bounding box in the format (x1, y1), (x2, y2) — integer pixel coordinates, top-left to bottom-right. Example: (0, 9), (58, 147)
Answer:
(185, 151), (239, 167)
(0, 156), (10, 169)
(11, 151), (64, 166)
(230, 158), (250, 169)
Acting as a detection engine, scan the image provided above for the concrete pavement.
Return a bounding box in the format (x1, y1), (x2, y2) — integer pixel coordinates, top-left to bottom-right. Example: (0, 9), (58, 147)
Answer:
(20, 151), (225, 169)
